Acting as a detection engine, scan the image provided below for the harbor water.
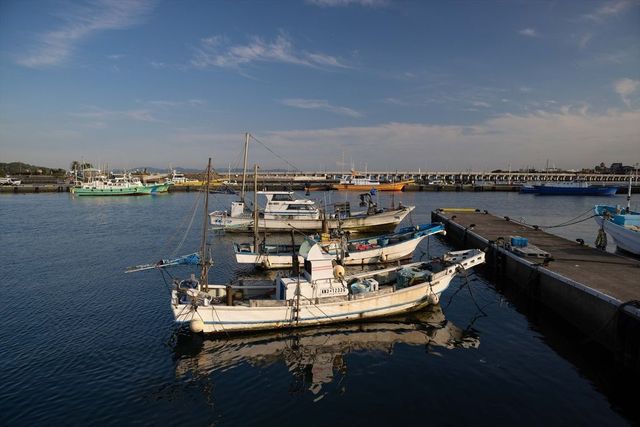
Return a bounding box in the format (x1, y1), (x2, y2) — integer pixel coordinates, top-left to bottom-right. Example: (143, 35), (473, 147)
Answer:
(1, 191), (637, 426)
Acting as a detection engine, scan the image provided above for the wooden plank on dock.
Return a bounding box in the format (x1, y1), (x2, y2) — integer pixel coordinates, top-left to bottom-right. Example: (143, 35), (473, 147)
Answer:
(432, 209), (640, 302)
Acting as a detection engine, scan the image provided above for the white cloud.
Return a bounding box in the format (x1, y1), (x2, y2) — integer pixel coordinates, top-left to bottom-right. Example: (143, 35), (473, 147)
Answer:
(144, 99), (206, 108)
(245, 108), (640, 170)
(71, 106), (159, 123)
(17, 0), (155, 68)
(281, 98), (363, 117)
(307, 0), (388, 7)
(471, 101), (491, 108)
(190, 32), (349, 70)
(583, 0), (635, 21)
(518, 28), (539, 38)
(614, 78), (639, 106)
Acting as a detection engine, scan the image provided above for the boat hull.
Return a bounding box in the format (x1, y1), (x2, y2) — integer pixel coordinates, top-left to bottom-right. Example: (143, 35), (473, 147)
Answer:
(594, 206), (640, 255)
(150, 183), (172, 193)
(211, 206), (415, 233)
(71, 186), (153, 196)
(234, 224), (442, 268)
(331, 181), (411, 191)
(235, 236), (423, 268)
(535, 186), (618, 196)
(173, 277), (450, 333)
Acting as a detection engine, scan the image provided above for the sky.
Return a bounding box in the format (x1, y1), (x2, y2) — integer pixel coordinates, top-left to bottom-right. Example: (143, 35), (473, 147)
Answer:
(0, 0), (639, 172)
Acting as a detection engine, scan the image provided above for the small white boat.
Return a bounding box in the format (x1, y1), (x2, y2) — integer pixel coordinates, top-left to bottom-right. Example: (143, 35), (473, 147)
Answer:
(172, 238), (485, 334)
(210, 191), (414, 233)
(233, 223), (446, 269)
(594, 205), (640, 255)
(0, 176), (21, 186)
(594, 177), (640, 255)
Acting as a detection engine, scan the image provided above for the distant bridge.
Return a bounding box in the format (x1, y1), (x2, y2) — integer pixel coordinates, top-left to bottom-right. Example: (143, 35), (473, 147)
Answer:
(257, 171), (638, 184)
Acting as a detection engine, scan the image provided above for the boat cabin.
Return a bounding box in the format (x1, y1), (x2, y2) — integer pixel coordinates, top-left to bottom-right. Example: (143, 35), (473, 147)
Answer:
(339, 174), (381, 186)
(276, 238), (348, 300)
(228, 191), (320, 220)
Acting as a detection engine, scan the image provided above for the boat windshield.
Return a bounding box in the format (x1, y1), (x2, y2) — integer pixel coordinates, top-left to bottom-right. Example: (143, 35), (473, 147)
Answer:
(271, 193), (294, 201)
(299, 239), (315, 258)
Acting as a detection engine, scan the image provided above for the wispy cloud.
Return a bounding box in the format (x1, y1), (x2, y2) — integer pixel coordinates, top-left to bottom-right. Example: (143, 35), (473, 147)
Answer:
(518, 28), (539, 38)
(306, 0), (388, 7)
(17, 0), (155, 68)
(71, 106), (159, 123)
(190, 32), (349, 70)
(143, 99), (206, 108)
(150, 61), (166, 69)
(614, 78), (639, 106)
(594, 47), (639, 64)
(281, 98), (363, 117)
(471, 101), (491, 108)
(582, 0), (635, 21)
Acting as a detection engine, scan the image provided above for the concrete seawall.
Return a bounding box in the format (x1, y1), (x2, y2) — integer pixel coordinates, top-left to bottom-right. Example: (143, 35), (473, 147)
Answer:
(431, 208), (640, 373)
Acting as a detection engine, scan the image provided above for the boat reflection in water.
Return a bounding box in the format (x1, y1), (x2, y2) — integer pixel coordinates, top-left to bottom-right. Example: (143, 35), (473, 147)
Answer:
(172, 305), (480, 397)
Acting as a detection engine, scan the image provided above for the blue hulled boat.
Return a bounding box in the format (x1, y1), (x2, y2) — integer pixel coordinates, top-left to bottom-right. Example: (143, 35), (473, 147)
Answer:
(534, 182), (618, 196)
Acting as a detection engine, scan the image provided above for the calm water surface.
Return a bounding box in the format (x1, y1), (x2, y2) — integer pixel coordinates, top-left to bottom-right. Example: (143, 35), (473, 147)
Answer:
(1, 191), (637, 426)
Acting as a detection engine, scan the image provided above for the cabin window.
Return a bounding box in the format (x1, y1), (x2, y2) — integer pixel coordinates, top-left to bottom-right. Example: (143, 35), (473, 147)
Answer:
(272, 194), (293, 201)
(287, 204), (313, 210)
(304, 259), (312, 275)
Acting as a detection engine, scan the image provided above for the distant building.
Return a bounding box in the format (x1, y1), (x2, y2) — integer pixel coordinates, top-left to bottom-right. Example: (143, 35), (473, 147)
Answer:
(610, 163), (624, 174)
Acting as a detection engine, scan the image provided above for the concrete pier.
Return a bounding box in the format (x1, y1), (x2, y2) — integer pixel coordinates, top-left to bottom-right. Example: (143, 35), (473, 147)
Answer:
(431, 208), (640, 372)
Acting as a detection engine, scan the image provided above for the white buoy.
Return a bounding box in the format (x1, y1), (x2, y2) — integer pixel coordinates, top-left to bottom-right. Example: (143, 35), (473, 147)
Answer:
(427, 293), (440, 305)
(333, 264), (345, 279)
(190, 318), (204, 333)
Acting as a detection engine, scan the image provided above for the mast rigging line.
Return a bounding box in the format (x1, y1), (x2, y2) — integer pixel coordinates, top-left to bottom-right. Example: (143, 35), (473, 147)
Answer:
(249, 134), (301, 172)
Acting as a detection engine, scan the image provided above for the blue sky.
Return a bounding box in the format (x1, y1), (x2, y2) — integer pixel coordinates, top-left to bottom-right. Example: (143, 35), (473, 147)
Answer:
(0, 0), (638, 172)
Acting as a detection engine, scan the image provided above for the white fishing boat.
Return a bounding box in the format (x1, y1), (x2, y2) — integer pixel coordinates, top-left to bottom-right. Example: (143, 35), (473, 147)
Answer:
(210, 190), (413, 233)
(233, 223), (446, 269)
(210, 133), (414, 233)
(594, 178), (640, 255)
(172, 237), (484, 334)
(331, 171), (413, 191)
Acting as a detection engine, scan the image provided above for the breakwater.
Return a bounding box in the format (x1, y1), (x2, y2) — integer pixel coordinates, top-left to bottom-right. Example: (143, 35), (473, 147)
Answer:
(432, 208), (640, 373)
(3, 182), (639, 194)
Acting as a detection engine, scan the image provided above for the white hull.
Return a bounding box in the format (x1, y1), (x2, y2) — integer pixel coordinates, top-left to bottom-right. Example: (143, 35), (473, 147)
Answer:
(211, 206), (414, 233)
(236, 233), (427, 268)
(173, 276), (449, 333)
(595, 216), (640, 255)
(172, 249), (485, 334)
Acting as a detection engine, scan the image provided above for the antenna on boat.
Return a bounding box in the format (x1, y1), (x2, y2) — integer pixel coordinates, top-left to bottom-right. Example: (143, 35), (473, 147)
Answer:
(240, 133), (250, 202)
(200, 157), (212, 292)
(253, 164), (259, 253)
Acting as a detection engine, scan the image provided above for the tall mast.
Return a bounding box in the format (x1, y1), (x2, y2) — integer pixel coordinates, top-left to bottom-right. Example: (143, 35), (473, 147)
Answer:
(241, 132), (250, 201)
(253, 164), (259, 252)
(200, 157), (212, 291)
(627, 174), (632, 213)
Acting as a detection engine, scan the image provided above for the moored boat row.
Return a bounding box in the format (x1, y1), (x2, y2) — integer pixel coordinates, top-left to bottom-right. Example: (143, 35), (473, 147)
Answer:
(127, 157), (487, 336)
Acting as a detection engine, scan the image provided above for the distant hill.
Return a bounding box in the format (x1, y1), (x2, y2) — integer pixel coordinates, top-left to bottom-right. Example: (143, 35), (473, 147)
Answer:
(0, 162), (66, 177)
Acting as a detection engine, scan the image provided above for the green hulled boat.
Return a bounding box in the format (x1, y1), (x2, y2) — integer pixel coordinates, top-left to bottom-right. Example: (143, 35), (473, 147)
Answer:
(71, 174), (168, 196)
